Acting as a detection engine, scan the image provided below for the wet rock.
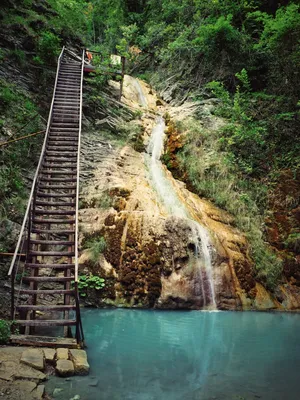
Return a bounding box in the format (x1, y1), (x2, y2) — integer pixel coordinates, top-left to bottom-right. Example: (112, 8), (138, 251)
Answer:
(55, 360), (74, 377)
(53, 388), (64, 397)
(21, 349), (44, 371)
(69, 349), (90, 375)
(88, 377), (99, 387)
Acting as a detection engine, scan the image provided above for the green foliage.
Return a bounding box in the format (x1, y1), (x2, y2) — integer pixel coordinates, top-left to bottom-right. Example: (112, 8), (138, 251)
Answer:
(0, 319), (11, 344)
(0, 80), (43, 223)
(77, 274), (105, 297)
(285, 233), (300, 253)
(177, 117), (282, 290)
(98, 192), (113, 209)
(37, 31), (60, 63)
(83, 236), (107, 264)
(32, 55), (44, 65)
(9, 49), (26, 66)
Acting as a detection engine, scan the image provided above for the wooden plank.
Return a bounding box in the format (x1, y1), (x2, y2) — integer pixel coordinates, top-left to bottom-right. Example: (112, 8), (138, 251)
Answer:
(20, 288), (74, 294)
(26, 263), (75, 268)
(10, 334), (78, 348)
(23, 276), (74, 282)
(32, 218), (76, 224)
(14, 319), (76, 326)
(17, 305), (76, 311)
(31, 228), (75, 234)
(35, 201), (76, 206)
(29, 251), (75, 256)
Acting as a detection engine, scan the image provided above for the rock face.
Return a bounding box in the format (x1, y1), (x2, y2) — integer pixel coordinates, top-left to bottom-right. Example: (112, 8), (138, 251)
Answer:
(78, 76), (300, 311)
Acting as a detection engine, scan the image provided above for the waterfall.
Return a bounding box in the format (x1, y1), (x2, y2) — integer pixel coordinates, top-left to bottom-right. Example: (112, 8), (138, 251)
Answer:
(146, 116), (216, 309)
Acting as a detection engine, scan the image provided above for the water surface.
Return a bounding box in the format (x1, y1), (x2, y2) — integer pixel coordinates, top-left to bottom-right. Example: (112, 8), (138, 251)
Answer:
(47, 309), (300, 400)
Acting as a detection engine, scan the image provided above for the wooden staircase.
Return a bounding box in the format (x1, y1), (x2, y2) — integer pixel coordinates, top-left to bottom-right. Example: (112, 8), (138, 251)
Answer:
(8, 47), (84, 346)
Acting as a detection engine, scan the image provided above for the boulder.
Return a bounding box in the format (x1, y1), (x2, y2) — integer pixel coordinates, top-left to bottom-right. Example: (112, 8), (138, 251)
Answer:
(69, 349), (90, 375)
(56, 359), (74, 377)
(20, 349), (44, 371)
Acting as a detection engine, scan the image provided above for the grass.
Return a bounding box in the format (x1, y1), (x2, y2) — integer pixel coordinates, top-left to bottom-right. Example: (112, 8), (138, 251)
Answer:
(176, 117), (282, 290)
(83, 236), (107, 265)
(0, 80), (43, 224)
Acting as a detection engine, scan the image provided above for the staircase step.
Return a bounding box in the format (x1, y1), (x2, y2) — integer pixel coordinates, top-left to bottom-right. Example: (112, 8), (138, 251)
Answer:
(32, 229), (75, 234)
(47, 147), (77, 152)
(51, 124), (79, 128)
(17, 305), (76, 311)
(53, 105), (80, 110)
(47, 142), (78, 147)
(26, 263), (75, 268)
(59, 73), (81, 77)
(14, 320), (76, 327)
(35, 201), (76, 207)
(19, 289), (75, 295)
(56, 85), (80, 90)
(23, 276), (74, 282)
(33, 218), (75, 224)
(52, 118), (78, 123)
(39, 177), (76, 183)
(52, 112), (79, 118)
(45, 153), (77, 158)
(34, 209), (75, 215)
(54, 99), (80, 104)
(38, 185), (76, 190)
(42, 163), (77, 168)
(44, 159), (77, 164)
(36, 192), (76, 198)
(50, 127), (79, 131)
(40, 171), (76, 176)
(29, 251), (75, 256)
(30, 239), (74, 245)
(48, 136), (79, 140)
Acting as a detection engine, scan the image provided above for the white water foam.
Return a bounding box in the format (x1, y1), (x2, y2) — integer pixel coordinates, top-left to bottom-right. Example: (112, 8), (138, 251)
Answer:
(146, 116), (216, 308)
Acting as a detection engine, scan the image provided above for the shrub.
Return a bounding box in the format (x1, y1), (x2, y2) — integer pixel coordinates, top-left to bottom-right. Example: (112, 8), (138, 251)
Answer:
(38, 31), (60, 63)
(176, 116), (282, 290)
(83, 236), (107, 264)
(0, 319), (11, 344)
(77, 274), (105, 297)
(9, 49), (26, 66)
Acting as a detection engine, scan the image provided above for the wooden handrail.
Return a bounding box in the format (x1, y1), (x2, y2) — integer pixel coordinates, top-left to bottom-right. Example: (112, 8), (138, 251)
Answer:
(0, 130), (45, 147)
(8, 46), (65, 277)
(74, 49), (85, 283)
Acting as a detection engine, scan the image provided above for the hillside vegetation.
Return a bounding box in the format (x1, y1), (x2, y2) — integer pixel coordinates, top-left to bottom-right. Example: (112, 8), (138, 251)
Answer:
(0, 0), (299, 291)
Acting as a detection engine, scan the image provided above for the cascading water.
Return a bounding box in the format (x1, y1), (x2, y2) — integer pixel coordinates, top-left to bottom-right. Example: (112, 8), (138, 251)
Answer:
(146, 116), (216, 309)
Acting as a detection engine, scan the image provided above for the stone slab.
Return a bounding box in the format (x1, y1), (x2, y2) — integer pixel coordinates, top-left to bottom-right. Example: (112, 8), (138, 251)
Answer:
(13, 364), (47, 382)
(32, 384), (45, 400)
(56, 348), (69, 360)
(56, 359), (74, 377)
(21, 348), (45, 371)
(69, 349), (90, 375)
(13, 380), (37, 393)
(43, 348), (56, 363)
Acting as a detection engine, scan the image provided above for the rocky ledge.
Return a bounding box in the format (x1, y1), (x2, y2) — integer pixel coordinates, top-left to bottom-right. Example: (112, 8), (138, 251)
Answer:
(0, 346), (89, 399)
